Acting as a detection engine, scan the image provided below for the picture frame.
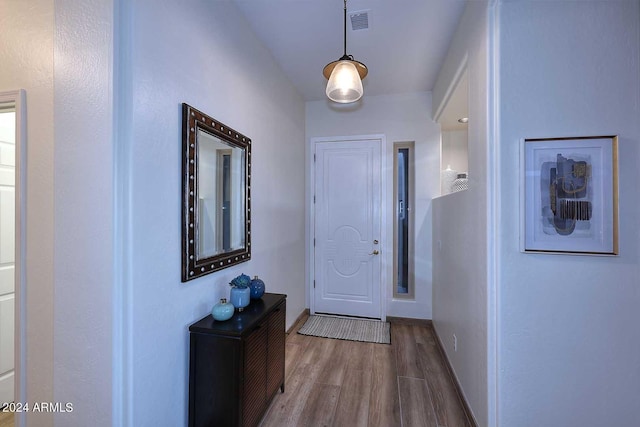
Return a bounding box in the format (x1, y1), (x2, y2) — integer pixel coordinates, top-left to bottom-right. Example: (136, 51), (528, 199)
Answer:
(521, 135), (619, 255)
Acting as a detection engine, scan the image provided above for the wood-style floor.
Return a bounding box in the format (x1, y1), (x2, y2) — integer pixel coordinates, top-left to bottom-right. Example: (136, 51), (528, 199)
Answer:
(0, 410), (12, 427)
(260, 315), (473, 427)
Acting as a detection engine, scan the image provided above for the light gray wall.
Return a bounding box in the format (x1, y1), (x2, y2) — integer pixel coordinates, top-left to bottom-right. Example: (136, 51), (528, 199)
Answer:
(54, 1), (117, 425)
(306, 92), (440, 319)
(431, 2), (491, 426)
(124, 1), (306, 425)
(0, 1), (55, 425)
(441, 129), (469, 176)
(498, 1), (640, 425)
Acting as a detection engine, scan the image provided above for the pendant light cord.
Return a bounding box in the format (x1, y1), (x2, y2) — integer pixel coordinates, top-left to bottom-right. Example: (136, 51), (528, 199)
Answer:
(339, 0), (352, 61)
(343, 0), (347, 57)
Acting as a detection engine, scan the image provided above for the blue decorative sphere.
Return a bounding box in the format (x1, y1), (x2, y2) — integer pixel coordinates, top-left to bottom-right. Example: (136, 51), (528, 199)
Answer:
(249, 276), (265, 299)
(211, 298), (234, 321)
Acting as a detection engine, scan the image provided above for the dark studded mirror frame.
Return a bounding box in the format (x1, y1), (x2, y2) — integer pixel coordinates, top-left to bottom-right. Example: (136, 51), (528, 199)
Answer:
(181, 103), (251, 282)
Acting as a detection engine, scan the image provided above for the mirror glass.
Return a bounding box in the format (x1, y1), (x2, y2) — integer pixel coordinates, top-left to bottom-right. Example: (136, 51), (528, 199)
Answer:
(182, 104), (251, 281)
(197, 129), (246, 258)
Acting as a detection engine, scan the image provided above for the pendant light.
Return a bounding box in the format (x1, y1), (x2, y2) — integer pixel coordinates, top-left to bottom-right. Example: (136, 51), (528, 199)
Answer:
(323, 0), (368, 103)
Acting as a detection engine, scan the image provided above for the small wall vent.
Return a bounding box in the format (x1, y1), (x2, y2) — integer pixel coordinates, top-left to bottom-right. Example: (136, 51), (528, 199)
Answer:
(349, 10), (369, 31)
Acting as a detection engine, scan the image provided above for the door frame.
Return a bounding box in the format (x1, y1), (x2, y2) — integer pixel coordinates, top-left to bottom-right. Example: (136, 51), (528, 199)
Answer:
(0, 90), (26, 420)
(307, 134), (387, 321)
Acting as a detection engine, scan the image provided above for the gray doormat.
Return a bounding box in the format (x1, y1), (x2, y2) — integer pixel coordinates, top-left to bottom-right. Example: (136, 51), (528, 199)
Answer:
(297, 315), (391, 344)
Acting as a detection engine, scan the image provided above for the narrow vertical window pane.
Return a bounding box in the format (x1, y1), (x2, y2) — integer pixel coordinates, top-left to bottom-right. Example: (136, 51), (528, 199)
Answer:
(394, 143), (414, 298)
(397, 149), (409, 294)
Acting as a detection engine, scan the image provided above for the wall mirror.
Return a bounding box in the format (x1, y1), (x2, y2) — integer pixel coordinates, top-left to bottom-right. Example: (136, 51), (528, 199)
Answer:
(182, 103), (251, 281)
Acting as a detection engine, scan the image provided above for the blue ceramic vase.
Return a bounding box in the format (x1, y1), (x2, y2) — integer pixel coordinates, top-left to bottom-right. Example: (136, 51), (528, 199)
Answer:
(229, 286), (250, 311)
(249, 276), (265, 300)
(211, 298), (234, 321)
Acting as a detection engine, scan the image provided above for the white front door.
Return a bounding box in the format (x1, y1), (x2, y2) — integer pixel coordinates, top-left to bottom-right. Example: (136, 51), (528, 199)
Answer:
(313, 137), (382, 319)
(0, 110), (15, 404)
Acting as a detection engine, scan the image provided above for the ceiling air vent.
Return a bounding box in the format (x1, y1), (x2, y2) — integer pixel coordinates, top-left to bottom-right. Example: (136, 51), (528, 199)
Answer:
(349, 10), (369, 31)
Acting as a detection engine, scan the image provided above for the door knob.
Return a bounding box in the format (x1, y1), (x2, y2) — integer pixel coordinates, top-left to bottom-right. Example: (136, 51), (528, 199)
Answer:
(369, 250), (380, 255)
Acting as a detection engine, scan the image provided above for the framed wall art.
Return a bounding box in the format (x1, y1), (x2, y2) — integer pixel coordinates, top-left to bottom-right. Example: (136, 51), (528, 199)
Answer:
(521, 135), (619, 255)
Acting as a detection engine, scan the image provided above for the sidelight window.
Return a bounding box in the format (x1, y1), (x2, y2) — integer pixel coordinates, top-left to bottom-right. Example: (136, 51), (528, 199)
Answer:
(393, 142), (414, 298)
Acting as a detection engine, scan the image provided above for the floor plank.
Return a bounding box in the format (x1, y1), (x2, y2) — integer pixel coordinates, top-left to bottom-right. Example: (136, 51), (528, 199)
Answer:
(418, 336), (471, 427)
(284, 342), (304, 383)
(0, 411), (13, 427)
(287, 324), (312, 346)
(332, 369), (372, 427)
(393, 323), (424, 379)
(398, 376), (438, 427)
(344, 341), (375, 372)
(297, 383), (340, 427)
(368, 344), (401, 427)
(412, 323), (436, 345)
(260, 362), (322, 427)
(315, 339), (348, 386)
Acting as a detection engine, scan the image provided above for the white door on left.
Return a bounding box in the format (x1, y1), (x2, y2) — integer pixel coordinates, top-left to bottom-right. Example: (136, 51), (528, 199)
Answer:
(0, 110), (15, 405)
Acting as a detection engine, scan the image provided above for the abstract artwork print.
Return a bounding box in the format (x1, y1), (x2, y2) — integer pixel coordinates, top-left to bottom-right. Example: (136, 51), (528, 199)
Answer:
(522, 136), (618, 255)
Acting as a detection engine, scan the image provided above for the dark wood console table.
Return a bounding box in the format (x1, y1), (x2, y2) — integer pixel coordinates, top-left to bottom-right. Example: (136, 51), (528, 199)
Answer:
(188, 293), (286, 427)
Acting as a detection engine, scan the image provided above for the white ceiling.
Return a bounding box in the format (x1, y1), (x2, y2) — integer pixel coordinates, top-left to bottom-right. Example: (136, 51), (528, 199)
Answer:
(234, 0), (467, 101)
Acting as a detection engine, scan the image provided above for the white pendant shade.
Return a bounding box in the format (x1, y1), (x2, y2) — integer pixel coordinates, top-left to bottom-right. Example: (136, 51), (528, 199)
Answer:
(325, 60), (364, 103)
